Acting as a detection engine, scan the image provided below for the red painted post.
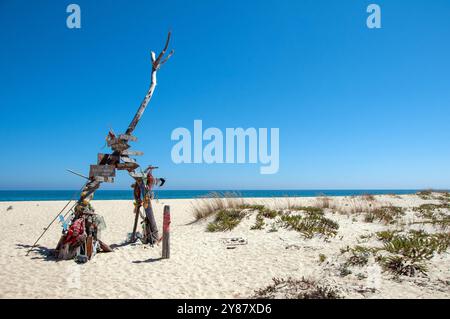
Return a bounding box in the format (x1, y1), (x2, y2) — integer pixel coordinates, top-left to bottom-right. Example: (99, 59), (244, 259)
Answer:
(162, 205), (170, 259)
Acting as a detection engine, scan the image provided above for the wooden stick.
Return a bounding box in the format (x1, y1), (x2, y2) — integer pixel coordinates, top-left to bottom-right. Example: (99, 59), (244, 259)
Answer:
(131, 204), (141, 242)
(162, 205), (171, 259)
(130, 182), (142, 242)
(26, 185), (83, 256)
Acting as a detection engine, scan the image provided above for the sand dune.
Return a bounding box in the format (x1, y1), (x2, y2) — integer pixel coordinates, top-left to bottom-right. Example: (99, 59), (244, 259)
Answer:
(0, 194), (449, 298)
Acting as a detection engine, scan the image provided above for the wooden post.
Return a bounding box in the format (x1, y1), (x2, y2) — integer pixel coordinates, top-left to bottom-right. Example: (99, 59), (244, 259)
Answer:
(130, 183), (142, 242)
(143, 194), (159, 244)
(162, 205), (171, 259)
(131, 203), (140, 242)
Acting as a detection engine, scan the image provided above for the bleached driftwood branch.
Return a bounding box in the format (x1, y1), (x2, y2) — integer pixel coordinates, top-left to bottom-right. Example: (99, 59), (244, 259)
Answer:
(125, 31), (174, 135)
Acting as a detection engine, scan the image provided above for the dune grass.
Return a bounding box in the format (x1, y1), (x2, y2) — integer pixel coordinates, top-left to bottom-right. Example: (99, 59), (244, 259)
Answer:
(364, 206), (405, 224)
(206, 209), (248, 232)
(412, 203), (450, 229)
(277, 207), (339, 239)
(342, 230), (450, 277)
(192, 192), (245, 221)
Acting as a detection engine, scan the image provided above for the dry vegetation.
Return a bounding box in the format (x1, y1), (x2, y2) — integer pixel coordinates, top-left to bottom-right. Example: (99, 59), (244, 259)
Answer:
(191, 192), (244, 221)
(192, 194), (340, 239)
(253, 277), (342, 299)
(340, 229), (450, 278)
(364, 206), (405, 224)
(192, 192), (450, 297)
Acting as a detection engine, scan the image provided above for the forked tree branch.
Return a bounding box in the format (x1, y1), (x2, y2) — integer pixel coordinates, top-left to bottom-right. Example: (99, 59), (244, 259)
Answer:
(125, 31), (174, 135)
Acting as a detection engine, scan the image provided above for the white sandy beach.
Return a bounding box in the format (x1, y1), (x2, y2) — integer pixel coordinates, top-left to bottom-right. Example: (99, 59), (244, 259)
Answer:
(0, 194), (449, 299)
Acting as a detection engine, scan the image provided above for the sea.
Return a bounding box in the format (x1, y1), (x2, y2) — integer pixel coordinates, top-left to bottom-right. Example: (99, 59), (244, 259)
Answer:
(0, 190), (420, 202)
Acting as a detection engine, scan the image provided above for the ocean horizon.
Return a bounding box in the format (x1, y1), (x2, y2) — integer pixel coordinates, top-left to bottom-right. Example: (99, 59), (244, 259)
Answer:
(0, 189), (424, 202)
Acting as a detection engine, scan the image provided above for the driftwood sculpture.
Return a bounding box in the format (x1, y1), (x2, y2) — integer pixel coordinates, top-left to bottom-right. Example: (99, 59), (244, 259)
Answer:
(28, 32), (174, 262)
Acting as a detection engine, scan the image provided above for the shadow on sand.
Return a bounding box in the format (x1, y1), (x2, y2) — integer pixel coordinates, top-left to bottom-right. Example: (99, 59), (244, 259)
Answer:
(132, 257), (163, 264)
(16, 243), (57, 262)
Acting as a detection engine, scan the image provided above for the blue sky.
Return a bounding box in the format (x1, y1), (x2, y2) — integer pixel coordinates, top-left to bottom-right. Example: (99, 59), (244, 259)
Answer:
(1, 0), (449, 190)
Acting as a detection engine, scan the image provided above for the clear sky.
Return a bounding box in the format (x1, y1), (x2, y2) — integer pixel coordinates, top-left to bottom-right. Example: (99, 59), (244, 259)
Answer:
(1, 0), (449, 190)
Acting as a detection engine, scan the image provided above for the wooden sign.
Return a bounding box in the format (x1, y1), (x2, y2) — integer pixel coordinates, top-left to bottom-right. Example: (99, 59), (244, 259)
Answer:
(116, 162), (139, 170)
(110, 142), (130, 152)
(89, 165), (116, 179)
(94, 176), (114, 183)
(107, 135), (137, 147)
(120, 156), (137, 164)
(121, 150), (144, 156)
(118, 134), (137, 142)
(97, 154), (120, 165)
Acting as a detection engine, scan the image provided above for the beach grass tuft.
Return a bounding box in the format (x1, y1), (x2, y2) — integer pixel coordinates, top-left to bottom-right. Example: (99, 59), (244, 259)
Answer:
(316, 195), (331, 209)
(416, 189), (433, 200)
(412, 203), (450, 229)
(277, 207), (339, 239)
(364, 206), (405, 224)
(379, 230), (449, 276)
(362, 193), (376, 201)
(206, 209), (247, 232)
(192, 192), (244, 221)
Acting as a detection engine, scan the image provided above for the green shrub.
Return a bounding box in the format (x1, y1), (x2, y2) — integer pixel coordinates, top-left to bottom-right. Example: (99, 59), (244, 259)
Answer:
(250, 214), (265, 230)
(278, 209), (339, 239)
(378, 231), (449, 277)
(206, 209), (247, 232)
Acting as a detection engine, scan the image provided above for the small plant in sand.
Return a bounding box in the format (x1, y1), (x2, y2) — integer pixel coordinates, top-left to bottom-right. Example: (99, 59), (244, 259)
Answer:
(359, 233), (374, 240)
(343, 197), (375, 215)
(416, 189), (433, 200)
(192, 192), (244, 221)
(246, 205), (280, 230)
(412, 203), (450, 229)
(289, 206), (323, 214)
(432, 191), (450, 202)
(362, 193), (376, 201)
(316, 195), (331, 209)
(206, 209), (247, 232)
(345, 250), (370, 267)
(380, 255), (428, 277)
(364, 214), (375, 223)
(250, 214), (265, 230)
(341, 245), (379, 257)
(277, 207), (339, 239)
(364, 206), (405, 225)
(378, 230), (450, 277)
(376, 230), (401, 243)
(413, 203), (448, 217)
(268, 223), (278, 232)
(239, 204), (266, 211)
(319, 254), (327, 263)
(253, 277), (342, 299)
(260, 208), (280, 219)
(342, 230), (450, 277)
(339, 264), (352, 277)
